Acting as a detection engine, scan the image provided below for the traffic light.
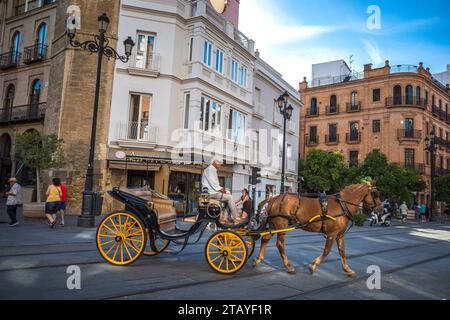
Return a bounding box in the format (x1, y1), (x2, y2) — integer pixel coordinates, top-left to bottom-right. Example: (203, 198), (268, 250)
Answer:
(251, 167), (262, 185)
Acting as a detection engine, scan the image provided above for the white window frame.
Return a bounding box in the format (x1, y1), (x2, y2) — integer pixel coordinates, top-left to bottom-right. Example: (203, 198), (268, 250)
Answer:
(231, 59), (239, 82)
(215, 48), (224, 74)
(239, 65), (248, 87)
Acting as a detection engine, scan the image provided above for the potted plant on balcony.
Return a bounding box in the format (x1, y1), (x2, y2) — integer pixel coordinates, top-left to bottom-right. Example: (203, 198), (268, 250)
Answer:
(15, 131), (65, 219)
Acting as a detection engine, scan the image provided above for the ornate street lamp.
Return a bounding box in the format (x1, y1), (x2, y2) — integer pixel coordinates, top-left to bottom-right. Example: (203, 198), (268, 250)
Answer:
(425, 130), (437, 222)
(276, 90), (293, 194)
(67, 13), (135, 228)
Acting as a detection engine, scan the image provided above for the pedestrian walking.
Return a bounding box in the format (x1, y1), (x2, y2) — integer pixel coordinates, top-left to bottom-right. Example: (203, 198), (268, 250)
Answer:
(5, 177), (22, 227)
(56, 178), (67, 226)
(414, 201), (421, 221)
(420, 203), (427, 222)
(400, 201), (409, 223)
(45, 178), (62, 228)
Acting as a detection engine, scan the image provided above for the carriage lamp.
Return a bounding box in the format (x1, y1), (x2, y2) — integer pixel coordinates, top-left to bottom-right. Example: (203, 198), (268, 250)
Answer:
(66, 13), (135, 228)
(276, 90), (294, 194)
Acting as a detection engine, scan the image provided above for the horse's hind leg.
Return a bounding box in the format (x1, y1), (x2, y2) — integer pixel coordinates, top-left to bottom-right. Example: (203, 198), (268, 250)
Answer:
(308, 235), (335, 274)
(253, 234), (273, 267)
(336, 235), (356, 277)
(276, 233), (296, 274)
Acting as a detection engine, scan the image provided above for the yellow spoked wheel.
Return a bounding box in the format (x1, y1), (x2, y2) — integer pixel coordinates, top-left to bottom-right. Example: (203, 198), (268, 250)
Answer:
(236, 228), (256, 259)
(205, 231), (248, 274)
(96, 211), (146, 266)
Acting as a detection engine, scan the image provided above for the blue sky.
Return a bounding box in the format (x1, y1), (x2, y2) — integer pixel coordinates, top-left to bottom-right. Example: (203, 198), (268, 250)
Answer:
(239, 0), (450, 88)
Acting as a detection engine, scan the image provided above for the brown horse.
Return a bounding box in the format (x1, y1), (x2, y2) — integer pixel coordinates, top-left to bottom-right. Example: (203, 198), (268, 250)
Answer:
(252, 182), (380, 276)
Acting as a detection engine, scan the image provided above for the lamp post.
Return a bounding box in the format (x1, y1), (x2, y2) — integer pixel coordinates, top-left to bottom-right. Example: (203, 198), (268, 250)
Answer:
(276, 91), (293, 194)
(67, 13), (135, 228)
(425, 130), (437, 222)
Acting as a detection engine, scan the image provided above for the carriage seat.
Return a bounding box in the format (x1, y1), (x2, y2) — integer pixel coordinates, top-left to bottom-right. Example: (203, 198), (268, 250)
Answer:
(123, 188), (176, 232)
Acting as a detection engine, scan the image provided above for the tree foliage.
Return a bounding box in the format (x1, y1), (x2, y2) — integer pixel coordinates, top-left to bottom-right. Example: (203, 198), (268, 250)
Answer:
(300, 150), (426, 207)
(16, 131), (65, 170)
(435, 175), (450, 203)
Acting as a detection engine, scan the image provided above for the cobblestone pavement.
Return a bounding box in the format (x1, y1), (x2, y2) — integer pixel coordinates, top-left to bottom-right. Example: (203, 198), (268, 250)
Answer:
(0, 206), (449, 300)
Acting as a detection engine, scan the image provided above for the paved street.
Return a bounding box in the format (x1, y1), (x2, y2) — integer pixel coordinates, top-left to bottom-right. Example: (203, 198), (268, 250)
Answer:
(1, 207), (450, 300)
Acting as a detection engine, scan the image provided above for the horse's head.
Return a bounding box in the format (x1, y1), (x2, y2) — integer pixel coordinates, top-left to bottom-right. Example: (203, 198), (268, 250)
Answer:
(362, 180), (381, 210)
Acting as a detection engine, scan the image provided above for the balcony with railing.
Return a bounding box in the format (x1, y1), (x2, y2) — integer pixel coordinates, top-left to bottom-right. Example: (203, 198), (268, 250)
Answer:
(0, 51), (21, 70)
(346, 102), (361, 113)
(434, 137), (450, 150)
(346, 132), (361, 144)
(386, 96), (427, 109)
(23, 44), (47, 64)
(436, 167), (450, 176)
(115, 121), (159, 147)
(305, 135), (319, 147)
(128, 52), (161, 77)
(325, 134), (339, 145)
(326, 105), (340, 115)
(13, 0), (56, 17)
(397, 129), (422, 141)
(0, 103), (46, 124)
(305, 108), (319, 118)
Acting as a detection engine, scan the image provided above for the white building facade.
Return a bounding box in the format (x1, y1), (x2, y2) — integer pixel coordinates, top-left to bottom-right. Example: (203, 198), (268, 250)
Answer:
(107, 0), (301, 213)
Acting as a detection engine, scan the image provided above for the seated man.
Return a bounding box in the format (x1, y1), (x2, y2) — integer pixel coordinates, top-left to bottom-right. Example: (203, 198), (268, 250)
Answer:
(201, 157), (240, 223)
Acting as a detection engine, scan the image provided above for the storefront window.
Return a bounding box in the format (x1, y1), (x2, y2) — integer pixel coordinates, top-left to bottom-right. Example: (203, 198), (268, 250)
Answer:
(127, 170), (155, 189)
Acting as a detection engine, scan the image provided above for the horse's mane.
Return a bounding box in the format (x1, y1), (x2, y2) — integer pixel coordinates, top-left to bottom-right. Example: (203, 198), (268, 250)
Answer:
(341, 183), (368, 194)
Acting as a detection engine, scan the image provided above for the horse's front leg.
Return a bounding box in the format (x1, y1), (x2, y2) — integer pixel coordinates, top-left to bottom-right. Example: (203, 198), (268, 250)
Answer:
(276, 233), (296, 274)
(309, 234), (335, 274)
(253, 234), (273, 267)
(336, 235), (356, 277)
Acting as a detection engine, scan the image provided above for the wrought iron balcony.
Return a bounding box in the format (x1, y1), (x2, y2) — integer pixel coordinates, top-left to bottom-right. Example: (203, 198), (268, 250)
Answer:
(432, 105), (440, 116)
(436, 167), (450, 176)
(23, 44), (48, 64)
(346, 102), (361, 113)
(325, 105), (340, 115)
(0, 103), (46, 124)
(397, 129), (422, 141)
(305, 108), (319, 118)
(305, 135), (319, 146)
(115, 121), (159, 144)
(325, 134), (339, 145)
(346, 132), (361, 144)
(386, 96), (426, 109)
(0, 51), (21, 70)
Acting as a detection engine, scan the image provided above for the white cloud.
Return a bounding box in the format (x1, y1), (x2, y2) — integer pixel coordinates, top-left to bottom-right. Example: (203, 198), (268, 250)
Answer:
(239, 0), (348, 87)
(362, 39), (383, 65)
(240, 0), (340, 50)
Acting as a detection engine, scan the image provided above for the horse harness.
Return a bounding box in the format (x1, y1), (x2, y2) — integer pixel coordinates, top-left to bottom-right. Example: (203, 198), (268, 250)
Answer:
(267, 193), (359, 235)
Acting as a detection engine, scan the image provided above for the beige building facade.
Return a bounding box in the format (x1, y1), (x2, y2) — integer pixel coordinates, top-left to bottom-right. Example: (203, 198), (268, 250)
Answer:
(299, 60), (450, 205)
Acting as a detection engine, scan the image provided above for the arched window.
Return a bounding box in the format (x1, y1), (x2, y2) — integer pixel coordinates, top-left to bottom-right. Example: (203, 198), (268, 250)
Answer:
(330, 95), (337, 113)
(29, 79), (41, 118)
(36, 23), (48, 57)
(405, 85), (413, 104)
(393, 85), (402, 105)
(310, 98), (317, 115)
(416, 86), (421, 106)
(11, 31), (21, 64)
(2, 85), (15, 121)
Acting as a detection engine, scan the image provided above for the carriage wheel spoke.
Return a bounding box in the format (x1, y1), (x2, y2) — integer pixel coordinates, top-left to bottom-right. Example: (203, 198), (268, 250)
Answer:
(123, 241), (134, 260)
(105, 242), (118, 255)
(111, 242), (120, 261)
(210, 254), (222, 263)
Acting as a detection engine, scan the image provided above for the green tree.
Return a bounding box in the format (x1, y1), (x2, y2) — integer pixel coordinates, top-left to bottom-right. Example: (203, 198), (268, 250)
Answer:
(300, 149), (346, 193)
(16, 131), (65, 202)
(435, 175), (450, 203)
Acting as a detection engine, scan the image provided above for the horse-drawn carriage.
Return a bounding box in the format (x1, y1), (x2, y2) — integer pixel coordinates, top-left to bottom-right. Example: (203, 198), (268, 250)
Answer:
(96, 187), (262, 274)
(97, 182), (381, 275)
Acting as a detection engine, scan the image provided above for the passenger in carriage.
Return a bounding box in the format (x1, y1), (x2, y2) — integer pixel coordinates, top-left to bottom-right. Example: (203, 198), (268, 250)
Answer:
(201, 157), (240, 223)
(235, 188), (252, 220)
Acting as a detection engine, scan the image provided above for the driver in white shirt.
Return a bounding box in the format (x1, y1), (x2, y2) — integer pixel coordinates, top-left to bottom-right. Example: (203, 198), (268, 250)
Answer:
(201, 157), (240, 223)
